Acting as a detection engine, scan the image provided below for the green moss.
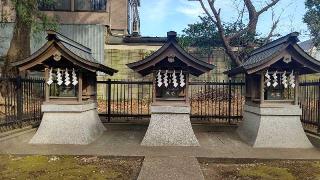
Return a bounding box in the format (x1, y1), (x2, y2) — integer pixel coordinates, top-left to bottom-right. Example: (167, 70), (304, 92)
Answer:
(313, 162), (320, 168)
(0, 155), (128, 179)
(239, 165), (295, 180)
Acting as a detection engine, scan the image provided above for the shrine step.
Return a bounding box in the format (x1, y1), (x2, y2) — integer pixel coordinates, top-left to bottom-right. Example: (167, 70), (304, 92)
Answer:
(137, 156), (204, 180)
(103, 123), (238, 132)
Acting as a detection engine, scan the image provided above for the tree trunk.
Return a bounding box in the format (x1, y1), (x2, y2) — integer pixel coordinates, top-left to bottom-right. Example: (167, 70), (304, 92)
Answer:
(7, 15), (31, 63)
(1, 1), (31, 96)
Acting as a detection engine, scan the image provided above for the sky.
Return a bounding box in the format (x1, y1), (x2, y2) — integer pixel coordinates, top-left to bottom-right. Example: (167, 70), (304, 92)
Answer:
(140, 0), (310, 41)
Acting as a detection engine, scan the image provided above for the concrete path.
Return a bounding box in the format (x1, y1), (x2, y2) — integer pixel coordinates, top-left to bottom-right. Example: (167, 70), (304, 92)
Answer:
(138, 156), (204, 180)
(1, 125), (320, 180)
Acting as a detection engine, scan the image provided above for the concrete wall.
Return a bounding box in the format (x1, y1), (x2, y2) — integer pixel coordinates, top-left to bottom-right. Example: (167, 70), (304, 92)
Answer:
(103, 44), (161, 80)
(102, 45), (231, 82)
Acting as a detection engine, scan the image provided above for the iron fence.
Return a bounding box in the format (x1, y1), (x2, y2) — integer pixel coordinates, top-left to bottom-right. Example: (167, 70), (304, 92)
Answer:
(97, 80), (153, 122)
(299, 79), (320, 134)
(0, 76), (45, 132)
(97, 79), (245, 124)
(189, 81), (245, 124)
(0, 76), (319, 134)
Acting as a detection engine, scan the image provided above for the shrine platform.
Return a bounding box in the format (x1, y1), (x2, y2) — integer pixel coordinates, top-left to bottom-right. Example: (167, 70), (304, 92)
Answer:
(0, 124), (319, 160)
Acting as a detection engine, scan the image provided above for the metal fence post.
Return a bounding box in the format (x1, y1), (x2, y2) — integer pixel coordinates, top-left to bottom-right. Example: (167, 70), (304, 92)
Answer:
(107, 78), (111, 122)
(228, 78), (232, 124)
(318, 78), (320, 133)
(16, 76), (23, 127)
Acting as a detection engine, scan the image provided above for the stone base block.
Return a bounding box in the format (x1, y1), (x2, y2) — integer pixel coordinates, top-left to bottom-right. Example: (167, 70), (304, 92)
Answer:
(238, 104), (313, 148)
(141, 105), (199, 146)
(29, 103), (105, 145)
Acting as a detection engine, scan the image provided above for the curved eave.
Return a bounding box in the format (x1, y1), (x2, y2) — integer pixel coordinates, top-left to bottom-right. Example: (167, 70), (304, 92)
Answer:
(127, 41), (215, 76)
(226, 43), (289, 76)
(127, 42), (171, 69)
(56, 42), (117, 75)
(11, 40), (54, 67)
(292, 44), (320, 72)
(227, 43), (320, 76)
(172, 42), (215, 70)
(12, 41), (117, 76)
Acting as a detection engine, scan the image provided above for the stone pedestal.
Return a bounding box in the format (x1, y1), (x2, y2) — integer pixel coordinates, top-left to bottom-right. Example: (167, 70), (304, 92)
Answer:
(237, 104), (313, 148)
(141, 105), (199, 146)
(29, 102), (105, 145)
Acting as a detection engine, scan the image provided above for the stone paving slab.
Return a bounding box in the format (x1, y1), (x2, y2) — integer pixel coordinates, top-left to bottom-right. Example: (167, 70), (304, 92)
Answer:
(138, 156), (204, 180)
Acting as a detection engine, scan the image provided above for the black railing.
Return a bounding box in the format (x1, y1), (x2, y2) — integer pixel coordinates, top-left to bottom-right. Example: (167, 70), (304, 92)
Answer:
(97, 79), (245, 124)
(299, 79), (320, 134)
(97, 80), (153, 122)
(189, 80), (245, 124)
(0, 76), (45, 132)
(0, 77), (319, 134)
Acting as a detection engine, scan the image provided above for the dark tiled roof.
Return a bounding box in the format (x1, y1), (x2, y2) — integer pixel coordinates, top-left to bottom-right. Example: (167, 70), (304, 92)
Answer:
(47, 31), (97, 63)
(127, 31), (214, 76)
(241, 43), (287, 69)
(227, 32), (320, 75)
(12, 31), (117, 75)
(242, 32), (299, 69)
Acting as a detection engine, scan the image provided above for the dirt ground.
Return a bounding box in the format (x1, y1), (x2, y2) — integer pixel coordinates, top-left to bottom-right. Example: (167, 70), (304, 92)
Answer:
(0, 155), (143, 180)
(199, 158), (320, 180)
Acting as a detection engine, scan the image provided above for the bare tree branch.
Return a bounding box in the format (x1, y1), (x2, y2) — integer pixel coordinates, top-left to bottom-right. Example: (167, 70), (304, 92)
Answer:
(198, 0), (217, 24)
(263, 8), (282, 44)
(206, 0), (242, 65)
(258, 0), (281, 15)
(194, 0), (281, 66)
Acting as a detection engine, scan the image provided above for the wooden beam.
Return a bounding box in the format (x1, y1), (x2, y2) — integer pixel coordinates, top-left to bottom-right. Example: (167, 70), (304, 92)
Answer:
(260, 72), (265, 104)
(78, 72), (83, 102)
(185, 73), (189, 103)
(71, 0), (75, 11)
(294, 72), (299, 105)
(152, 71), (156, 103)
(44, 68), (50, 102)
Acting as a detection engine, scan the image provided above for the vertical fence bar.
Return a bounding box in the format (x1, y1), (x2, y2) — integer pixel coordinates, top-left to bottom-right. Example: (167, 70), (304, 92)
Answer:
(107, 79), (111, 122)
(16, 76), (23, 127)
(318, 78), (320, 133)
(228, 79), (232, 124)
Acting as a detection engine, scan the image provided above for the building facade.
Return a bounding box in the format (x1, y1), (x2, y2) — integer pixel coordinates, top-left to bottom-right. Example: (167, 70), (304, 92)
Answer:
(1, 0), (140, 36)
(0, 0), (140, 65)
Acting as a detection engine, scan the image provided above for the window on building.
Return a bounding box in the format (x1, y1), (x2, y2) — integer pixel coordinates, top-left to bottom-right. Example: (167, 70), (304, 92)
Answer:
(38, 0), (71, 11)
(75, 0), (106, 11)
(38, 0), (106, 12)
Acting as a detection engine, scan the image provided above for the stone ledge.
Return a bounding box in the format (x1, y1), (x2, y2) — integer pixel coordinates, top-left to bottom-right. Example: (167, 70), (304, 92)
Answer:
(244, 104), (302, 116)
(151, 106), (190, 114)
(42, 102), (97, 113)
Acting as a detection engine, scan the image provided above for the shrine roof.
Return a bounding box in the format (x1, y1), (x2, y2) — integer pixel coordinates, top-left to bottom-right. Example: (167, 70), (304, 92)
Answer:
(12, 30), (117, 75)
(227, 32), (320, 76)
(126, 31), (215, 76)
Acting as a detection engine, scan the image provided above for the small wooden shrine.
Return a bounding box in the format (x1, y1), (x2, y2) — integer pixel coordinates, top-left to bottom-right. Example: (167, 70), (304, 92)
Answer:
(127, 31), (214, 146)
(127, 31), (214, 104)
(12, 31), (117, 145)
(227, 32), (320, 148)
(13, 30), (117, 104)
